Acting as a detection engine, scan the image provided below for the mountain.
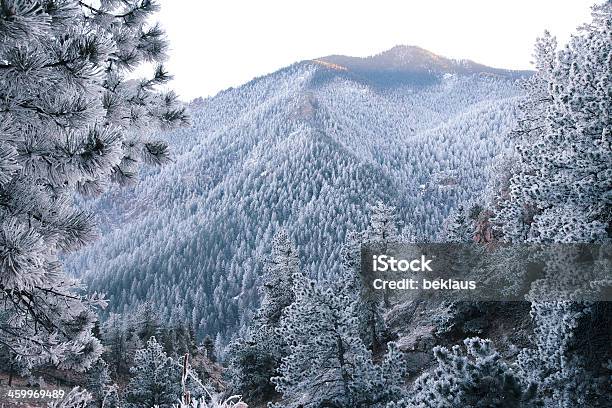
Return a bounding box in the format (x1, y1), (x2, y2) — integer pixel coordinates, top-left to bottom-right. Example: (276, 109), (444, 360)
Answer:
(314, 45), (531, 86)
(65, 46), (529, 341)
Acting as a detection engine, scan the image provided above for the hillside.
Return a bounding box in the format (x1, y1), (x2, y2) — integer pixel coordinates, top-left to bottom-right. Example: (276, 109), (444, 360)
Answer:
(316, 45), (531, 86)
(65, 47), (529, 340)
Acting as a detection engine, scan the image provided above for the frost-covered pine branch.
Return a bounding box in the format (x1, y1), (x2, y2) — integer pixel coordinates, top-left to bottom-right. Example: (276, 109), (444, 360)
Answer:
(0, 0), (187, 370)
(388, 338), (540, 408)
(491, 2), (611, 406)
(492, 2), (611, 243)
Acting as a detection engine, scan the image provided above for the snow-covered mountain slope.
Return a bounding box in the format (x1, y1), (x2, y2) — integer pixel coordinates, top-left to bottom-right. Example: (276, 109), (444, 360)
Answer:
(65, 47), (529, 339)
(317, 45), (531, 86)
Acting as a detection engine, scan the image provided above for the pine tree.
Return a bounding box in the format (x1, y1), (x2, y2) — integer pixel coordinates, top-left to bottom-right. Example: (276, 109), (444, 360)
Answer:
(257, 229), (299, 326)
(343, 202), (402, 351)
(226, 324), (280, 402)
(86, 360), (120, 408)
(516, 301), (597, 408)
(213, 333), (225, 362)
(493, 3), (611, 243)
(0, 0), (187, 369)
(369, 201), (401, 243)
(202, 335), (216, 363)
(271, 275), (405, 408)
(101, 313), (133, 375)
(442, 204), (475, 242)
(124, 336), (182, 408)
(388, 338), (541, 408)
(133, 301), (161, 342)
(491, 3), (612, 406)
(226, 229), (300, 402)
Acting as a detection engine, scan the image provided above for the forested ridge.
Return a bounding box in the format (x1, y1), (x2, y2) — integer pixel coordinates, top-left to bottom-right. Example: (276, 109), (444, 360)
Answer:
(0, 1), (610, 407)
(66, 53), (526, 340)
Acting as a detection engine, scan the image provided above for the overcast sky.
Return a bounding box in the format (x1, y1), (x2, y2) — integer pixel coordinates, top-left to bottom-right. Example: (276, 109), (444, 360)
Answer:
(152, 0), (599, 100)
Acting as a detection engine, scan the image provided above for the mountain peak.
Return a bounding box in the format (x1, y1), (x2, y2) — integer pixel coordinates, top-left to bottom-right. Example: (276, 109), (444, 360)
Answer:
(367, 44), (456, 71)
(377, 44), (444, 60)
(313, 45), (531, 84)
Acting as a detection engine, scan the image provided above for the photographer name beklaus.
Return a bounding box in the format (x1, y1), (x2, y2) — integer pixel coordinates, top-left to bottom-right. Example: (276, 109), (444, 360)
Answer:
(372, 278), (476, 290)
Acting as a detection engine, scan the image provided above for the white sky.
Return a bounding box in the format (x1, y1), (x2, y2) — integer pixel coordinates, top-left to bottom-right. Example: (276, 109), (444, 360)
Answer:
(153, 0), (599, 100)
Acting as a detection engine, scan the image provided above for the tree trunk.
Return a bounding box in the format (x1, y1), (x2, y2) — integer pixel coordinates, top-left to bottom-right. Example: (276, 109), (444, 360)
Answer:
(336, 334), (351, 403)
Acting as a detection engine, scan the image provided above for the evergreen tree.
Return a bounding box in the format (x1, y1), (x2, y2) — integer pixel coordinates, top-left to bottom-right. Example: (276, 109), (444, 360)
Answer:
(442, 204), (476, 242)
(226, 229), (300, 402)
(101, 313), (133, 375)
(388, 338), (541, 408)
(493, 3), (611, 243)
(214, 333), (225, 362)
(226, 324), (280, 403)
(168, 322), (198, 357)
(0, 0), (186, 369)
(202, 335), (216, 363)
(491, 3), (612, 406)
(272, 275), (405, 408)
(133, 301), (161, 342)
(124, 336), (181, 408)
(257, 229), (299, 326)
(86, 360), (120, 408)
(366, 201), (402, 310)
(516, 301), (599, 408)
(369, 201), (400, 242)
(343, 202), (402, 350)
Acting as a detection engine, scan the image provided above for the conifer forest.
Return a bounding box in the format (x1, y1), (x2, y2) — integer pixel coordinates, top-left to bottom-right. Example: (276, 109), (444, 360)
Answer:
(0, 1), (610, 407)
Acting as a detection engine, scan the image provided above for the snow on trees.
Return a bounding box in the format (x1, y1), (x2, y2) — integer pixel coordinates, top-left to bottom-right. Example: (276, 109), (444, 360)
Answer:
(65, 54), (523, 340)
(257, 229), (299, 327)
(492, 3), (612, 406)
(0, 0), (186, 369)
(342, 202), (403, 350)
(226, 229), (300, 402)
(124, 336), (181, 408)
(271, 273), (405, 408)
(493, 3), (611, 244)
(388, 338), (540, 408)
